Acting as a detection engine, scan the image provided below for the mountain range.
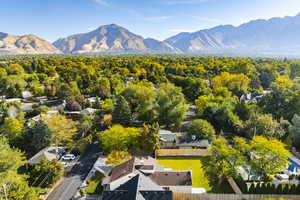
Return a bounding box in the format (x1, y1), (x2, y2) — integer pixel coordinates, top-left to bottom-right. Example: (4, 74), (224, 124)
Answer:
(0, 33), (60, 55)
(1, 13), (300, 55)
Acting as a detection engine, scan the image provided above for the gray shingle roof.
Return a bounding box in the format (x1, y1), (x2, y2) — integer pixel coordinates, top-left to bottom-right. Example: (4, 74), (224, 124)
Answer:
(159, 130), (177, 142)
(103, 174), (172, 200)
(176, 139), (211, 148)
(148, 171), (192, 186)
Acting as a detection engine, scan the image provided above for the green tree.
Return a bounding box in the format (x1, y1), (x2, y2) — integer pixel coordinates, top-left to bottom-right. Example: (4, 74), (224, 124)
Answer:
(244, 113), (286, 139)
(95, 77), (111, 98)
(156, 83), (187, 127)
(209, 137), (246, 184)
(138, 123), (160, 152)
(77, 114), (93, 138)
(2, 75), (27, 98)
(121, 82), (157, 123)
(24, 120), (51, 153)
(112, 95), (132, 126)
(0, 117), (24, 146)
(259, 81), (300, 121)
(30, 159), (64, 188)
(41, 114), (77, 147)
(250, 136), (291, 177)
(99, 125), (141, 153)
(57, 81), (83, 103)
(0, 138), (40, 200)
(289, 114), (300, 147)
(212, 72), (250, 96)
(188, 119), (216, 140)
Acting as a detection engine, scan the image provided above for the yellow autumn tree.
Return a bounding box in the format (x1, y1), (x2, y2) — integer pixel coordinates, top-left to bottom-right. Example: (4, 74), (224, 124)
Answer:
(41, 114), (77, 147)
(212, 72), (249, 95)
(106, 151), (132, 167)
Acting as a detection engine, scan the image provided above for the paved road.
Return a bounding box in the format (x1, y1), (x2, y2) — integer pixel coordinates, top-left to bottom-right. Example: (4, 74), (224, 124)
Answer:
(46, 143), (100, 200)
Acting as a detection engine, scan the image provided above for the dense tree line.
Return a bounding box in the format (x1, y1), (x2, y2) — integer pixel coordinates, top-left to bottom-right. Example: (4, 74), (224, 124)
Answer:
(0, 55), (300, 197)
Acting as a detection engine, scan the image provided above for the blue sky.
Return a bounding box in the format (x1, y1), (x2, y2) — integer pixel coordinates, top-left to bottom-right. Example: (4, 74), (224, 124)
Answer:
(1, 0), (300, 42)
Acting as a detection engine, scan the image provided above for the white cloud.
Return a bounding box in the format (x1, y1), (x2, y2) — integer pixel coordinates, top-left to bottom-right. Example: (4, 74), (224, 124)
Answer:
(162, 0), (209, 6)
(93, 0), (109, 6)
(144, 16), (172, 22)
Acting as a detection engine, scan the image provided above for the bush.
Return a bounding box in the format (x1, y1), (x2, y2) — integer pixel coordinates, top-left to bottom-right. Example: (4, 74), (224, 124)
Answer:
(85, 171), (103, 195)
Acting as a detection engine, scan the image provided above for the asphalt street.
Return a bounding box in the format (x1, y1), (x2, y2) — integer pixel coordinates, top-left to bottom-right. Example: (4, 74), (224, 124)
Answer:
(46, 143), (100, 200)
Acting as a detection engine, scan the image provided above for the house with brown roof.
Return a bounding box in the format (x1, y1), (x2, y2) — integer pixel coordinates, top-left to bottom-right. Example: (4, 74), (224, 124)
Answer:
(102, 156), (193, 196)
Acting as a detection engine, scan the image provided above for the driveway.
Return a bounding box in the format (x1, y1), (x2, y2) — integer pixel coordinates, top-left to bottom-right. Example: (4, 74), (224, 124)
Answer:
(46, 143), (101, 200)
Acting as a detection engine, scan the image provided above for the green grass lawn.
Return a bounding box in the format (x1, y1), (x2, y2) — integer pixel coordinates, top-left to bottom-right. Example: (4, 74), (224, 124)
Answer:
(157, 157), (212, 191)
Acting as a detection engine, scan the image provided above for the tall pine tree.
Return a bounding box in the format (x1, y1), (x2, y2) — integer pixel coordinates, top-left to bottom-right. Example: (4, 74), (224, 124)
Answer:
(112, 95), (132, 126)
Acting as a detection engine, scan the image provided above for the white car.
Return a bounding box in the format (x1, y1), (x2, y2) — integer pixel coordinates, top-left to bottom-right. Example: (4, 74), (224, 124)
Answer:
(62, 154), (76, 161)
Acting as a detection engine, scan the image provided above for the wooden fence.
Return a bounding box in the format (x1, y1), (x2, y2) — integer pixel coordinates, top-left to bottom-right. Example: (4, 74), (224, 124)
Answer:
(155, 149), (209, 157)
(173, 193), (300, 200)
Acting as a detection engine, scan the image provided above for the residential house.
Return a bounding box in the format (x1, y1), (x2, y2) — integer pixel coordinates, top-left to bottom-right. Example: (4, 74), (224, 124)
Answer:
(81, 108), (97, 115)
(103, 173), (172, 200)
(186, 105), (197, 119)
(102, 156), (193, 195)
(28, 146), (65, 165)
(240, 93), (264, 103)
(148, 171), (192, 193)
(176, 139), (211, 149)
(21, 90), (34, 100)
(159, 130), (177, 149)
(285, 156), (300, 175)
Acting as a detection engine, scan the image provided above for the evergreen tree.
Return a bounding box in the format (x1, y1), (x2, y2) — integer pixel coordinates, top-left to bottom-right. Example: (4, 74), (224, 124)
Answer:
(24, 120), (52, 153)
(112, 95), (132, 126)
(260, 183), (267, 194)
(266, 183), (273, 194)
(290, 114), (300, 147)
(270, 183), (277, 194)
(290, 184), (297, 194)
(296, 183), (300, 194)
(248, 183), (255, 194)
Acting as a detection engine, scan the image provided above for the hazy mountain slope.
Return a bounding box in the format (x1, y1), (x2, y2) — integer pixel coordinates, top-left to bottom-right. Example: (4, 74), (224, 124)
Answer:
(165, 13), (300, 54)
(53, 24), (177, 54)
(0, 33), (61, 54)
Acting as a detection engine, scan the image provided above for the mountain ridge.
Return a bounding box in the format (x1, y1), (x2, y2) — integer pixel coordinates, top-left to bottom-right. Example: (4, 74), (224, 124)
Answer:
(0, 32), (61, 55)
(164, 13), (300, 54)
(2, 13), (300, 55)
(53, 24), (179, 54)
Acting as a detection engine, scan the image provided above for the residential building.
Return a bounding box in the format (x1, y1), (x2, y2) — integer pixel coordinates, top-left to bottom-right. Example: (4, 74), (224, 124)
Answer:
(176, 139), (211, 149)
(28, 146), (65, 165)
(159, 130), (177, 149)
(102, 156), (193, 196)
(103, 173), (172, 200)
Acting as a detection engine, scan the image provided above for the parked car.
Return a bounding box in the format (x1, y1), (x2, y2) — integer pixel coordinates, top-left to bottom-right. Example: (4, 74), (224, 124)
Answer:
(62, 154), (76, 161)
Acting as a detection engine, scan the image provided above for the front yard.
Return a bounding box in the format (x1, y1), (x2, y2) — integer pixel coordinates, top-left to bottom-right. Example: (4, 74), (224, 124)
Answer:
(157, 156), (212, 191)
(84, 171), (103, 195)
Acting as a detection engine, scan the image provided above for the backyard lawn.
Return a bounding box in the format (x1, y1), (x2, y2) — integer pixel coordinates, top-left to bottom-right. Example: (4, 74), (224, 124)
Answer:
(157, 157), (212, 191)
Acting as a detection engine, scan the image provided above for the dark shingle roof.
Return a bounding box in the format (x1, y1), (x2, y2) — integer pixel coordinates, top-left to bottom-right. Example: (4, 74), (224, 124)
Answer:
(176, 139), (211, 148)
(148, 171), (192, 186)
(103, 174), (172, 200)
